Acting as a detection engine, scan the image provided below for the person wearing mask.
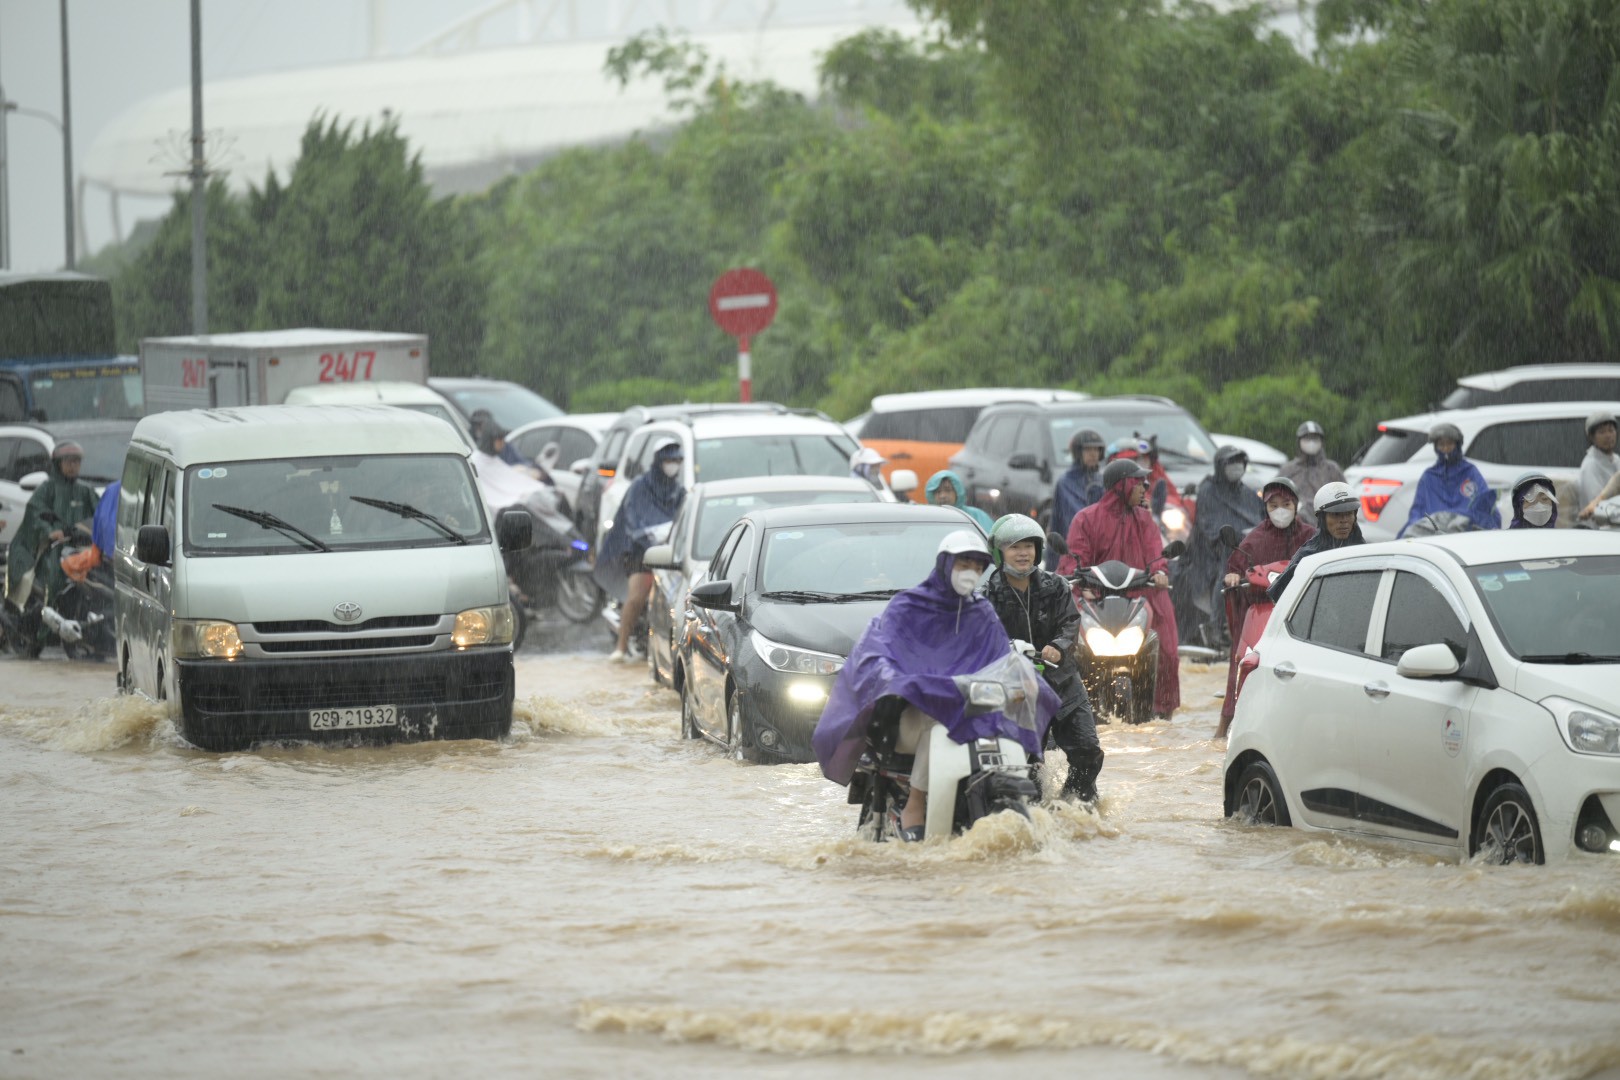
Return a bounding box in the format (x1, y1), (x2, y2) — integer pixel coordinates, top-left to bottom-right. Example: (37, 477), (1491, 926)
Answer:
(1107, 436), (1189, 533)
(850, 447), (887, 489)
(1217, 476), (1315, 736)
(4, 441), (99, 657)
(1506, 472), (1559, 530)
(1050, 429), (1107, 549)
(1176, 445), (1263, 645)
(1578, 412), (1618, 510)
(1276, 421), (1346, 517)
(982, 514), (1103, 802)
(1268, 481), (1366, 603)
(924, 469), (995, 532)
(1058, 459), (1180, 720)
(597, 440), (685, 662)
(1398, 423), (1500, 537)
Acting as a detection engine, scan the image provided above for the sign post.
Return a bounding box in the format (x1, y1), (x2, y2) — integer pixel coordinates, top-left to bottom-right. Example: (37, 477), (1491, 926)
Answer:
(708, 268), (777, 403)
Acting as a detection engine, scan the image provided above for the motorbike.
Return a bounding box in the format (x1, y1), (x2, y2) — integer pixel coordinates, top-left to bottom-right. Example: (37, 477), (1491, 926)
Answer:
(1049, 531), (1185, 725)
(503, 496), (603, 650)
(1219, 525), (1291, 721)
(846, 652), (1047, 841)
(3, 512), (115, 660)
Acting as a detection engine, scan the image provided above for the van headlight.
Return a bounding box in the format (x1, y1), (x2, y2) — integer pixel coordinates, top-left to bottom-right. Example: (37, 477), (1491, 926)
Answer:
(454, 604), (515, 647)
(1546, 697), (1620, 756)
(173, 619), (243, 659)
(750, 630), (844, 675)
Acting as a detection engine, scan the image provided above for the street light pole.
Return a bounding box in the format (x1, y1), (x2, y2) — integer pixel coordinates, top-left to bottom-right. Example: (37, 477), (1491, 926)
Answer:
(60, 0), (74, 269)
(189, 0), (207, 334)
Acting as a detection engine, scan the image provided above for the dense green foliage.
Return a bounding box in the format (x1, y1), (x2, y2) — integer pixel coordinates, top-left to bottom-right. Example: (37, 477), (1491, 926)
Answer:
(102, 0), (1620, 458)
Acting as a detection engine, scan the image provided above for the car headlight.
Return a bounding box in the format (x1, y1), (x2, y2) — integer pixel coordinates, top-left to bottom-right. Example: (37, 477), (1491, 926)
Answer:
(967, 680), (1007, 708)
(1545, 697), (1620, 756)
(1085, 625), (1146, 657)
(173, 619), (242, 659)
(454, 604), (516, 647)
(750, 630), (844, 675)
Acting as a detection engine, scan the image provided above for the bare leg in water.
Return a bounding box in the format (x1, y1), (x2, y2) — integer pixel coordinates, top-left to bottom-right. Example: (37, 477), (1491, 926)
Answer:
(615, 571), (653, 656)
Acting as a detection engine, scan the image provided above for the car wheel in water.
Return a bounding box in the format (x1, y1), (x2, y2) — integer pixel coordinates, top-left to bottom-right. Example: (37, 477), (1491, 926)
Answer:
(679, 672), (699, 740)
(727, 688), (754, 762)
(556, 573), (604, 624)
(1233, 760), (1291, 826)
(1473, 783), (1543, 865)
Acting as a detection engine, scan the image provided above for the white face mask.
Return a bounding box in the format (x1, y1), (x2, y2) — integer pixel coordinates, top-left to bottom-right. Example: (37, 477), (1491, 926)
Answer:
(1268, 506), (1296, 529)
(951, 567), (981, 597)
(1223, 463), (1246, 483)
(661, 461), (681, 478)
(1522, 503), (1553, 527)
(1299, 437), (1323, 456)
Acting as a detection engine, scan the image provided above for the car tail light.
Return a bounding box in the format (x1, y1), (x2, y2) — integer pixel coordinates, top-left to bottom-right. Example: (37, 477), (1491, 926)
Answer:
(1359, 478), (1402, 522)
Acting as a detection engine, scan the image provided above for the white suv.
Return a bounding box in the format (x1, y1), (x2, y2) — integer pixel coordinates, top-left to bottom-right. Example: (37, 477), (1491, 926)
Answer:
(1439, 364), (1620, 410)
(596, 410), (864, 549)
(1344, 402), (1620, 540)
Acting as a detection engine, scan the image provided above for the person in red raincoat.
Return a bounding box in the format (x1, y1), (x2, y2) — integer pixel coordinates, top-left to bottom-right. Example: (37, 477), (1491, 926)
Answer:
(1216, 476), (1316, 737)
(1058, 459), (1181, 718)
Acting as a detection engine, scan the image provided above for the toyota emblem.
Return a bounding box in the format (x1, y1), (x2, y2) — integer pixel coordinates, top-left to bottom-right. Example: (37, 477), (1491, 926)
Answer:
(333, 601), (363, 623)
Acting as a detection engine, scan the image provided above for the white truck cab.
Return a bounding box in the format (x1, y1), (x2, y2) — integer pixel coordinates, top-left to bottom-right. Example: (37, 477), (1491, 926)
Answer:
(115, 405), (532, 751)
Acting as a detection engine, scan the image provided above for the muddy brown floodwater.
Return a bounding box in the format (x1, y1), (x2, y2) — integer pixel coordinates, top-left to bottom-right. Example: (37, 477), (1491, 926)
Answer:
(3, 648), (1619, 1080)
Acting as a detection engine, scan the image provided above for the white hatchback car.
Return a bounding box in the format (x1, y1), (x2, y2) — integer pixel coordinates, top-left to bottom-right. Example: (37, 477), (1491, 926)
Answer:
(1224, 530), (1620, 864)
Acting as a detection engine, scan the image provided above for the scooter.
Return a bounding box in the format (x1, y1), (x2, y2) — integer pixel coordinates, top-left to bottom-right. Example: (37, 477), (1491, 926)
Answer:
(1049, 531), (1185, 725)
(505, 507), (603, 649)
(4, 514), (115, 660)
(846, 652), (1047, 841)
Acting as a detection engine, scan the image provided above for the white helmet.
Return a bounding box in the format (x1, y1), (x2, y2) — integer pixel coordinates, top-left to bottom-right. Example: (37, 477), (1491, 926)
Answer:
(937, 529), (991, 560)
(850, 446), (887, 468)
(1314, 481), (1359, 515)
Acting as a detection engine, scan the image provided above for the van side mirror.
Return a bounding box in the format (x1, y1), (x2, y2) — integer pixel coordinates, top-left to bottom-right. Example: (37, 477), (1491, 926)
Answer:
(136, 524), (171, 567)
(689, 579), (735, 611)
(496, 508), (533, 552)
(1396, 642), (1461, 679)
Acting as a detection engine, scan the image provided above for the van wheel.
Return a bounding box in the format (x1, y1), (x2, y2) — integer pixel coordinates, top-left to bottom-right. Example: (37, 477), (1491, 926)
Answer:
(1232, 760), (1290, 826)
(118, 644), (130, 693)
(1472, 783), (1543, 865)
(155, 660), (167, 701)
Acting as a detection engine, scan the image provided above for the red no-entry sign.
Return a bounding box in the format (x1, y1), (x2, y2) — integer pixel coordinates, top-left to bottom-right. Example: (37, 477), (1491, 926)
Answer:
(709, 269), (777, 402)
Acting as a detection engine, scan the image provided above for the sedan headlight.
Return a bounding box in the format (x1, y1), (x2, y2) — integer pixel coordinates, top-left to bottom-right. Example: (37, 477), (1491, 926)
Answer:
(173, 619), (242, 659)
(453, 604), (516, 647)
(1085, 625), (1146, 657)
(750, 630), (844, 676)
(1545, 697), (1620, 756)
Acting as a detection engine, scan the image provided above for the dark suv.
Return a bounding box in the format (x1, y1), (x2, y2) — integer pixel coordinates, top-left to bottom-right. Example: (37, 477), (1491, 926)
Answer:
(948, 396), (1219, 521)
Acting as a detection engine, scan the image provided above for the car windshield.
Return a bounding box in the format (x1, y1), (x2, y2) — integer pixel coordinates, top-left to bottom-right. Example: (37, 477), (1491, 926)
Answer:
(694, 488), (881, 561)
(29, 366), (142, 421)
(760, 519), (964, 595)
(693, 434), (857, 483)
(1468, 555), (1620, 661)
(1047, 411), (1215, 467)
(441, 384), (562, 429)
(185, 453), (488, 555)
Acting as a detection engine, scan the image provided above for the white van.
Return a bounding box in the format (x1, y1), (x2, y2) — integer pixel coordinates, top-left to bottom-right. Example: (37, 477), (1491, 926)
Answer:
(114, 405), (532, 752)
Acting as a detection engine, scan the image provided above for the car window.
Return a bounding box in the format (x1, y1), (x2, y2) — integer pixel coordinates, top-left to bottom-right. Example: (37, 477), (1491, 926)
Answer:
(1448, 379), (1620, 408)
(598, 426), (629, 469)
(981, 416), (1019, 458)
(553, 427), (597, 464)
(1468, 554), (1620, 660)
(1352, 427), (1429, 467)
(13, 436), (48, 480)
(0, 379), (25, 422)
(1466, 418), (1588, 468)
(117, 453), (154, 548)
(620, 430), (653, 480)
(1046, 410), (1215, 469)
(631, 430), (681, 479)
(1294, 570), (1381, 654)
(861, 407), (981, 443)
(509, 426), (558, 462)
(692, 434), (854, 483)
(0, 436), (17, 480)
(709, 525), (744, 579)
(722, 524), (757, 590)
(1285, 577), (1321, 638)
(692, 488), (881, 561)
(1379, 571), (1467, 663)
(760, 519), (966, 594)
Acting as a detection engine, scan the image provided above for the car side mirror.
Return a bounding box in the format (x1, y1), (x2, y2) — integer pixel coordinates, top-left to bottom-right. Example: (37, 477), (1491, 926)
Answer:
(1007, 453), (1040, 471)
(643, 543), (676, 570)
(1396, 642), (1461, 679)
(889, 468), (919, 496)
(569, 458), (591, 475)
(19, 470), (47, 493)
(136, 524), (171, 567)
(496, 508), (533, 552)
(689, 579), (735, 610)
(1046, 530), (1069, 557)
(1162, 539), (1187, 560)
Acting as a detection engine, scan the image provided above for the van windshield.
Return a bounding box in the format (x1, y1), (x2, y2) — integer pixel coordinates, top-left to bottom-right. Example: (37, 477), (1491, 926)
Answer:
(185, 454), (489, 554)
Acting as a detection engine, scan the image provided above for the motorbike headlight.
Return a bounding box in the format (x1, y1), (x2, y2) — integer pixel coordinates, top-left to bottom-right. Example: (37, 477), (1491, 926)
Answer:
(1545, 697), (1620, 756)
(173, 619), (243, 659)
(750, 630), (844, 676)
(453, 604), (516, 647)
(967, 680), (1007, 708)
(1085, 625), (1147, 657)
(1161, 506), (1187, 533)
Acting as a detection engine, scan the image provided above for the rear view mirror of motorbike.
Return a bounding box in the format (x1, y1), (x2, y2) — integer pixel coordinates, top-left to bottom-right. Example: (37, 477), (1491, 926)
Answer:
(496, 508), (534, 552)
(1046, 531), (1069, 556)
(1163, 539), (1187, 560)
(1219, 524), (1240, 549)
(689, 580), (736, 610)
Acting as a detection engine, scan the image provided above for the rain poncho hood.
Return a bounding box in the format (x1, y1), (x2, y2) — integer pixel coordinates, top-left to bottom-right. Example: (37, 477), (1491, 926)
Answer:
(812, 550), (1058, 786)
(1508, 473), (1558, 529)
(924, 470), (994, 531)
(1399, 451), (1500, 536)
(1179, 446), (1264, 618)
(4, 456), (99, 602)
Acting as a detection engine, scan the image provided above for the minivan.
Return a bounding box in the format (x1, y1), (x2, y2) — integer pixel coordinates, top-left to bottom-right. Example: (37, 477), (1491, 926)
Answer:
(115, 405), (532, 751)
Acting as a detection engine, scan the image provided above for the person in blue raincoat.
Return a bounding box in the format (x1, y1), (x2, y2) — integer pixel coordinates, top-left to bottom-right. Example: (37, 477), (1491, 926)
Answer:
(1048, 429), (1106, 568)
(1398, 423), (1500, 537)
(812, 530), (1059, 840)
(924, 469), (994, 532)
(596, 440), (685, 662)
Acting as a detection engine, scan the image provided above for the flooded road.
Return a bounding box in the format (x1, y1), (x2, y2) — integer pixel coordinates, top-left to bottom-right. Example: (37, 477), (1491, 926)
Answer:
(3, 648), (1619, 1080)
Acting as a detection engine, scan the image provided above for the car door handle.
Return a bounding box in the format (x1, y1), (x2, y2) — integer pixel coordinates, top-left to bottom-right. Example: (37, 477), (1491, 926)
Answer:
(1272, 661), (1296, 681)
(1363, 681), (1390, 700)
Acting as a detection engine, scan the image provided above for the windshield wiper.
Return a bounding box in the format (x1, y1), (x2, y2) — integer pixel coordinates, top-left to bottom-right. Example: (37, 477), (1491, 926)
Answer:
(1520, 652), (1620, 664)
(760, 590), (842, 603)
(211, 504), (331, 552)
(349, 495), (468, 545)
(832, 589), (901, 601)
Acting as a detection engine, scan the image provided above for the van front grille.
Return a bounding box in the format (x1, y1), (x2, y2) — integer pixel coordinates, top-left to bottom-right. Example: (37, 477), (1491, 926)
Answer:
(257, 635), (438, 654)
(250, 614), (441, 634)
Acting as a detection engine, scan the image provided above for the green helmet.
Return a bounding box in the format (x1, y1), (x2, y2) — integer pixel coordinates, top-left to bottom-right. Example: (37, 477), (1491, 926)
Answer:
(988, 513), (1045, 567)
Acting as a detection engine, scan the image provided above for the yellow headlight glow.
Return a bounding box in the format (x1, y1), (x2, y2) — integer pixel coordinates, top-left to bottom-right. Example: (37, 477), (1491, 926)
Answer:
(453, 604), (515, 648)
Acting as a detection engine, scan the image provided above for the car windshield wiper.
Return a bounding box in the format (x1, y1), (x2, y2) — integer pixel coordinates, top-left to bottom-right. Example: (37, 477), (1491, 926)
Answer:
(759, 590), (843, 603)
(832, 589), (901, 601)
(1520, 652), (1620, 664)
(349, 495), (468, 545)
(211, 504), (331, 552)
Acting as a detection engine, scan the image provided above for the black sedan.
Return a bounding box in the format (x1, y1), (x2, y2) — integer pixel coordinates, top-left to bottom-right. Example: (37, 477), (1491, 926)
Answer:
(676, 502), (984, 763)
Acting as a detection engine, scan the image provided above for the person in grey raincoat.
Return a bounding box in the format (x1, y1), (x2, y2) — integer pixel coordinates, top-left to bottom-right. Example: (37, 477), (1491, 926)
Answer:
(1275, 421), (1346, 517)
(1174, 445), (1263, 645)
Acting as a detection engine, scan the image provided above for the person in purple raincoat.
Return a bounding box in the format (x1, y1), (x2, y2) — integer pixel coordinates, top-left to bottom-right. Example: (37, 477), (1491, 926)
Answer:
(812, 530), (1058, 841)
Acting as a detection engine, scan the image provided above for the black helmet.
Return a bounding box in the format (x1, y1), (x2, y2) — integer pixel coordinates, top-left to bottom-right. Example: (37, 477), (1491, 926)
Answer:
(1069, 428), (1107, 458)
(1428, 422), (1464, 444)
(475, 423), (506, 456)
(1296, 420), (1325, 439)
(1101, 458), (1150, 492)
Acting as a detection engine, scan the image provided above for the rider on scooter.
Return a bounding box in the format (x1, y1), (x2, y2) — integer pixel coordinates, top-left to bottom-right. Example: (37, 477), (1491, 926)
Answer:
(1267, 480), (1366, 603)
(4, 441), (98, 657)
(1058, 459), (1180, 720)
(982, 514), (1103, 802)
(1216, 476), (1315, 736)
